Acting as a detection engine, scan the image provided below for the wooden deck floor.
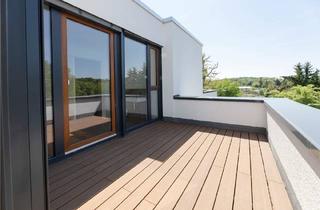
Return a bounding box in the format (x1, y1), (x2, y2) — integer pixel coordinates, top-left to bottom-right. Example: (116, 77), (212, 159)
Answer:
(49, 121), (293, 210)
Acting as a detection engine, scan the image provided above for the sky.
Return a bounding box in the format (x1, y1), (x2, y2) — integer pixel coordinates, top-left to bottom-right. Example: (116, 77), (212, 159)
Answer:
(141, 0), (320, 78)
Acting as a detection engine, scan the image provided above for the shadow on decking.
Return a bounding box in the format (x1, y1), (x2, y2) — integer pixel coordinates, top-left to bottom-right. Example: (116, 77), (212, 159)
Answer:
(48, 121), (212, 209)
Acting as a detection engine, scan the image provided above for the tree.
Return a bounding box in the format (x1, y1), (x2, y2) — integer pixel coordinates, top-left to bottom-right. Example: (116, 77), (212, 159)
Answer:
(272, 85), (320, 108)
(125, 65), (147, 95)
(212, 80), (241, 97)
(284, 62), (320, 87)
(310, 69), (320, 87)
(202, 53), (218, 88)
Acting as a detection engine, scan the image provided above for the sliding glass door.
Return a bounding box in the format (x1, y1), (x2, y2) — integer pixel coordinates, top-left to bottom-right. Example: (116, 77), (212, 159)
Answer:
(124, 38), (148, 129)
(62, 15), (116, 151)
(42, 9), (162, 156)
(124, 37), (161, 130)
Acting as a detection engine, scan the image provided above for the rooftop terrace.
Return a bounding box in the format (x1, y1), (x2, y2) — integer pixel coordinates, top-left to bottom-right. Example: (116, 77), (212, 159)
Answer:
(49, 121), (292, 210)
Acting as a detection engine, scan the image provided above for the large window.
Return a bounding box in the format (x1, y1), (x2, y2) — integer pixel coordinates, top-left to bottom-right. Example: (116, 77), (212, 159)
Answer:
(64, 17), (115, 150)
(43, 6), (54, 158)
(124, 38), (148, 129)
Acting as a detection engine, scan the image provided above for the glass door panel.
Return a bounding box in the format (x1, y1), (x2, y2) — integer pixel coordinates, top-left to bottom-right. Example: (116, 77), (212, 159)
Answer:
(150, 48), (159, 120)
(124, 38), (148, 129)
(63, 17), (115, 150)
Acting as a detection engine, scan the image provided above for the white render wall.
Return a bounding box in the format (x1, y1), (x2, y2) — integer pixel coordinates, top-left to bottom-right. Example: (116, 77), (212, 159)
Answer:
(62, 0), (203, 118)
(172, 100), (267, 128)
(163, 19), (203, 97)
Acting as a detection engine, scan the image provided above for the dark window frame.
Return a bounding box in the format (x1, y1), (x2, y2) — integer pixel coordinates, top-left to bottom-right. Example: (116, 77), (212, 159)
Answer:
(123, 36), (149, 130)
(122, 33), (163, 132)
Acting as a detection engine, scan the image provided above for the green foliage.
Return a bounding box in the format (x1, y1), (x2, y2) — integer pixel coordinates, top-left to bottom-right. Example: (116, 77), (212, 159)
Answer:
(68, 77), (110, 97)
(211, 80), (241, 97)
(270, 85), (320, 106)
(203, 61), (320, 109)
(310, 103), (320, 109)
(284, 62), (320, 87)
(223, 77), (282, 90)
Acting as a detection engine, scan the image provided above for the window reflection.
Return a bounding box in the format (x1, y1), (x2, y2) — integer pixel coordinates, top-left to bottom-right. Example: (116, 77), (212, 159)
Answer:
(66, 19), (113, 146)
(125, 38), (148, 128)
(43, 6), (54, 157)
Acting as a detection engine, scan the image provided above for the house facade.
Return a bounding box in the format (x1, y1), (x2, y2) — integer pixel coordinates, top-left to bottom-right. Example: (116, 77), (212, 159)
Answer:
(0, 0), (204, 208)
(42, 0), (203, 160)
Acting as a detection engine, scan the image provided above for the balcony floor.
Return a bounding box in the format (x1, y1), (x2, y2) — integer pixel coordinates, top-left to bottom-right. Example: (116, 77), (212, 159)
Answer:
(49, 121), (292, 210)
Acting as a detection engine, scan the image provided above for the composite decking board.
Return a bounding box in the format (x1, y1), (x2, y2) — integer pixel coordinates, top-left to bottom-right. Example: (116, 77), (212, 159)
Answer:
(233, 132), (252, 210)
(49, 122), (167, 179)
(51, 124), (184, 209)
(50, 123), (188, 208)
(48, 122), (292, 210)
(50, 122), (176, 193)
(193, 130), (233, 210)
(258, 134), (293, 210)
(53, 123), (196, 208)
(113, 128), (208, 210)
(77, 125), (201, 210)
(49, 121), (162, 176)
(49, 122), (170, 182)
(50, 122), (178, 201)
(107, 125), (197, 181)
(250, 133), (273, 210)
(49, 123), (164, 184)
(142, 127), (212, 206)
(50, 123), (177, 201)
(174, 129), (225, 210)
(98, 126), (205, 209)
(213, 131), (241, 210)
(258, 134), (283, 184)
(90, 124), (196, 208)
(135, 200), (155, 210)
(57, 177), (113, 210)
(153, 129), (219, 210)
(121, 126), (202, 193)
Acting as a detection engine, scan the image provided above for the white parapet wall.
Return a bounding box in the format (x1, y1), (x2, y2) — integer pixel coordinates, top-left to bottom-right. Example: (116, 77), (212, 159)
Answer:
(171, 97), (267, 129)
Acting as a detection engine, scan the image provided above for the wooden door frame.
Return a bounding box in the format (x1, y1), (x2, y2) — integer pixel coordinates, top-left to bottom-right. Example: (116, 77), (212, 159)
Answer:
(61, 13), (117, 152)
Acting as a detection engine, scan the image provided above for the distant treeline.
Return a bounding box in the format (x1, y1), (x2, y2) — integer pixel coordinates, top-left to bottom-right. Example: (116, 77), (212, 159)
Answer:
(205, 62), (320, 109)
(222, 77), (284, 89)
